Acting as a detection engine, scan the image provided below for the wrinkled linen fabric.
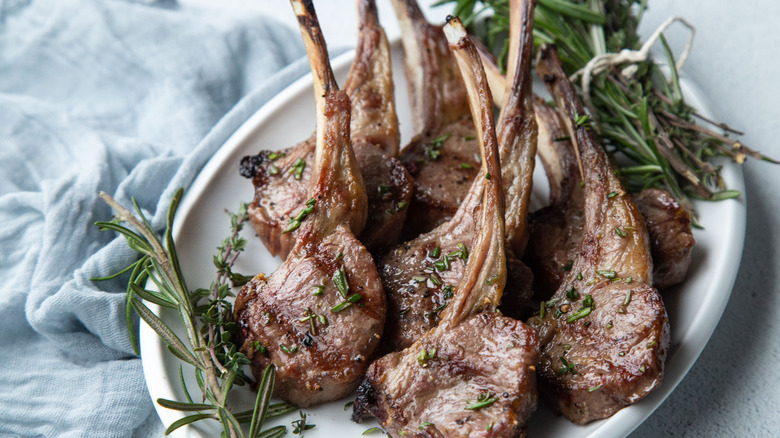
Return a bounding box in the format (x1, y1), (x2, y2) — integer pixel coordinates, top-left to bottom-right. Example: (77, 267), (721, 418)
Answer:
(0, 0), (308, 436)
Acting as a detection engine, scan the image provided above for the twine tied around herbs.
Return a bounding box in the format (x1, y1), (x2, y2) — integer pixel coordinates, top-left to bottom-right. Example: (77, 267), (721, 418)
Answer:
(571, 16), (696, 128)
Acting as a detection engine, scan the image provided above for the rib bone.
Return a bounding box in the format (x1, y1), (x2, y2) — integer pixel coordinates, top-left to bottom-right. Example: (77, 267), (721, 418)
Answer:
(234, 0), (385, 407)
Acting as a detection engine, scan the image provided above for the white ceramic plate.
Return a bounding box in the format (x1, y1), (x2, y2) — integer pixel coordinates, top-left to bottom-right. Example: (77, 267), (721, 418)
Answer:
(140, 41), (746, 437)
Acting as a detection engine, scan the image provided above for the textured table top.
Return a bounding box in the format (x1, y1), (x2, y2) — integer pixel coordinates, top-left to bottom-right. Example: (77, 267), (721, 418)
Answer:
(182, 1), (780, 435)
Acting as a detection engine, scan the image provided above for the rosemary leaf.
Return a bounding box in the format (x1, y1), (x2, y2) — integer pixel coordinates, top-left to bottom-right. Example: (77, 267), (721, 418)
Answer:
(249, 364), (277, 438)
(164, 413), (216, 435)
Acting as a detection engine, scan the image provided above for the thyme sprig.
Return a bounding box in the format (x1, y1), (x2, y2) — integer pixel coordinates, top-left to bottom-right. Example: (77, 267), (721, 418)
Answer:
(438, 0), (777, 221)
(94, 189), (282, 438)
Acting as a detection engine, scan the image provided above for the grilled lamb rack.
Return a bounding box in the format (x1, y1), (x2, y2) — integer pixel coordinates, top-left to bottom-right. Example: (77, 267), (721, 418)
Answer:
(353, 17), (539, 437)
(391, 0), (482, 238)
(240, 0), (412, 257)
(378, 0), (537, 351)
(527, 45), (669, 424)
(234, 0), (385, 407)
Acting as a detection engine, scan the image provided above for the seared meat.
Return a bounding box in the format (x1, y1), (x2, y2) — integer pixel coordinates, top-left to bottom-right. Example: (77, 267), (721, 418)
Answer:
(354, 16), (539, 437)
(527, 45), (669, 424)
(399, 121), (481, 238)
(391, 0), (480, 238)
(633, 188), (695, 289)
(241, 0), (412, 257)
(235, 0), (384, 407)
(379, 0), (538, 350)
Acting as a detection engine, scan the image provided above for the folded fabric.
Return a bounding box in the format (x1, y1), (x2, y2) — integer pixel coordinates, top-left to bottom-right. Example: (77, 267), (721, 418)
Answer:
(0, 0), (309, 436)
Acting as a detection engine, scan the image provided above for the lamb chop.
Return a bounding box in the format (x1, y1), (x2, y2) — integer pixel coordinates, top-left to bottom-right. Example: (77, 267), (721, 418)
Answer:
(633, 188), (695, 289)
(353, 19), (539, 436)
(391, 0), (482, 238)
(526, 45), (669, 424)
(379, 0), (538, 351)
(239, 0), (412, 257)
(478, 46), (695, 294)
(234, 0), (385, 407)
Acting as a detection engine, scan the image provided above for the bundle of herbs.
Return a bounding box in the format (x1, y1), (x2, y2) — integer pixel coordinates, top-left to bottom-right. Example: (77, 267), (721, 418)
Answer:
(94, 190), (298, 438)
(438, 0), (777, 222)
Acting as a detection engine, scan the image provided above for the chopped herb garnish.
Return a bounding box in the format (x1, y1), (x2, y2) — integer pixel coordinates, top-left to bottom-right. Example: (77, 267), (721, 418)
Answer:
(465, 392), (498, 410)
(331, 301), (352, 313)
(429, 247), (441, 259)
(486, 422), (494, 431)
(268, 152), (283, 160)
(447, 243), (468, 261)
(283, 198), (316, 234)
(553, 136), (571, 142)
(332, 267), (349, 298)
(596, 270), (616, 279)
(412, 276), (427, 283)
(280, 344), (297, 354)
(565, 286), (579, 301)
(442, 285), (455, 299)
(486, 274), (499, 285)
(614, 226), (627, 237)
(431, 132), (451, 147)
(429, 274), (442, 286)
(397, 200), (408, 210)
(289, 158), (306, 180)
(485, 172), (491, 180)
(333, 251), (344, 262)
(625, 226), (637, 231)
(567, 294), (594, 323)
(546, 298), (561, 307)
(622, 289), (633, 307)
(558, 356), (576, 375)
(464, 135), (475, 141)
(379, 184), (391, 194)
(434, 256), (451, 272)
(362, 427), (384, 435)
(312, 284), (324, 296)
(460, 163), (474, 169)
(607, 191), (618, 198)
(268, 164), (280, 175)
(574, 113), (590, 128)
(562, 261), (573, 272)
(647, 340), (657, 348)
(419, 422), (434, 429)
(576, 272), (583, 280)
(347, 293), (363, 303)
(588, 384), (603, 393)
(506, 342), (515, 350)
(252, 341), (268, 356)
(417, 348), (438, 367)
(625, 277), (633, 284)
(344, 401), (355, 410)
(300, 307), (320, 335)
(639, 364), (647, 373)
(399, 307), (410, 315)
(540, 301), (546, 318)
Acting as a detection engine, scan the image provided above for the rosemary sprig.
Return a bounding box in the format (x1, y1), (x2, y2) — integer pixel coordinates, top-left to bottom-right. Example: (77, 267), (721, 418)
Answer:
(94, 189), (281, 438)
(438, 0), (777, 221)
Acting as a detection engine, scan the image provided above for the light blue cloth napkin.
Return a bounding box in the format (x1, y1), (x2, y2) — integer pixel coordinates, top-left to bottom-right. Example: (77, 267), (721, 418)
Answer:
(0, 0), (309, 436)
